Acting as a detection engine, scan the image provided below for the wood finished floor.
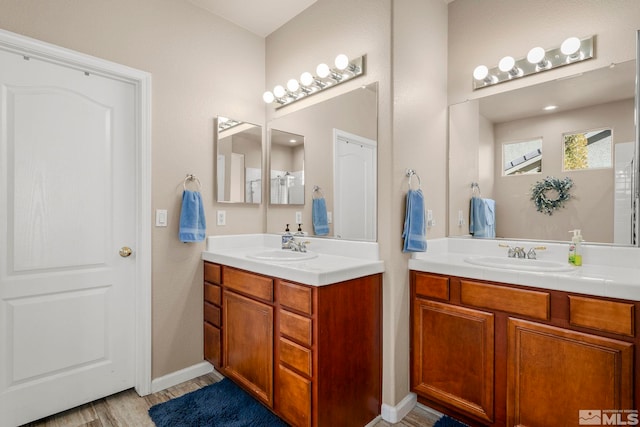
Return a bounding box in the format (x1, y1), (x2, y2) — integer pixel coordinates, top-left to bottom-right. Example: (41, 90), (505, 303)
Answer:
(22, 372), (439, 427)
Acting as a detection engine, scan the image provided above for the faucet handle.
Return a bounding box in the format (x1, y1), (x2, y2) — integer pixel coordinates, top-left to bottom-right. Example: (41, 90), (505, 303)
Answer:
(527, 246), (546, 259)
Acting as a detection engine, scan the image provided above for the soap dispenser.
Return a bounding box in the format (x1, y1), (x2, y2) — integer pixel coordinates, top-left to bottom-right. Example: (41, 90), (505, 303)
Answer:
(282, 224), (293, 249)
(295, 223), (305, 236)
(568, 229), (583, 266)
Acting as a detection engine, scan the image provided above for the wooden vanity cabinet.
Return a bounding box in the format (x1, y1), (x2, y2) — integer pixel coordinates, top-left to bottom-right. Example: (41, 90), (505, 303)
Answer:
(203, 263), (222, 368)
(204, 262), (382, 427)
(410, 271), (639, 427)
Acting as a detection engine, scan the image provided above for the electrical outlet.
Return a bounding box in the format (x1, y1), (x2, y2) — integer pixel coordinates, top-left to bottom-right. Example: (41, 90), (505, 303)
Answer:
(217, 210), (226, 226)
(458, 210), (465, 226)
(295, 211), (302, 224)
(427, 209), (435, 227)
(327, 212), (332, 224)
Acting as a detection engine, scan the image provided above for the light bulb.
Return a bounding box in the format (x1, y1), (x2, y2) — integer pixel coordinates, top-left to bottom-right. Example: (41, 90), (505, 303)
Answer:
(273, 85), (286, 98)
(527, 47), (546, 64)
(334, 54), (349, 70)
(561, 37), (581, 55)
(300, 72), (314, 86)
(262, 91), (274, 103)
(473, 65), (489, 80)
(498, 56), (515, 72)
(286, 79), (299, 92)
(316, 63), (330, 78)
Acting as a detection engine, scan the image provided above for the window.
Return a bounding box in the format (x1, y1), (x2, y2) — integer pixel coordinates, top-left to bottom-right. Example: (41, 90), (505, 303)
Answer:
(503, 138), (543, 176)
(563, 128), (612, 171)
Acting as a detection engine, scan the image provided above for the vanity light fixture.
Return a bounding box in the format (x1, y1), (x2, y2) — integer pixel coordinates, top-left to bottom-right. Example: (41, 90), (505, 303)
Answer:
(472, 35), (594, 90)
(263, 53), (366, 108)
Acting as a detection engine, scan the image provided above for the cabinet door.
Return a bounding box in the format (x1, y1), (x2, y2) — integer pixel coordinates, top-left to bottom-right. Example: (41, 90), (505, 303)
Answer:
(412, 299), (494, 423)
(507, 318), (634, 427)
(278, 365), (311, 427)
(223, 291), (274, 407)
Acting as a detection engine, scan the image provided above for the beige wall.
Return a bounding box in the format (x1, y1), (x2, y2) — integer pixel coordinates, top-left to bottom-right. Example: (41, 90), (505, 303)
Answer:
(0, 0), (266, 378)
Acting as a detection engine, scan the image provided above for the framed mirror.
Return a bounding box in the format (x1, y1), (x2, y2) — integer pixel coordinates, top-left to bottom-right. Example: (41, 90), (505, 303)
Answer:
(448, 58), (638, 245)
(269, 129), (305, 205)
(215, 116), (263, 204)
(266, 82), (378, 241)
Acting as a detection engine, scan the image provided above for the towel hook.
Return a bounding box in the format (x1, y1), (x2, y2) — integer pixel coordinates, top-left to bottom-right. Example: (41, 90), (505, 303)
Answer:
(183, 174), (202, 191)
(406, 169), (421, 190)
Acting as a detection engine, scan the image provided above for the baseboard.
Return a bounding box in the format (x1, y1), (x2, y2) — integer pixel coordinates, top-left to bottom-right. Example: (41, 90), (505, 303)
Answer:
(416, 402), (444, 418)
(380, 392), (417, 423)
(150, 361), (214, 393)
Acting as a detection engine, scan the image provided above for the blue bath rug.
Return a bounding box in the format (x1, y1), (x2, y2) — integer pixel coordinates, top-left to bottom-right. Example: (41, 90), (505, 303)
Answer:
(434, 414), (470, 427)
(148, 377), (289, 426)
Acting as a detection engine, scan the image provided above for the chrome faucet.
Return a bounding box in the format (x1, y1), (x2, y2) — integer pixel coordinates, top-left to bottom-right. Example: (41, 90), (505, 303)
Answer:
(500, 243), (545, 259)
(514, 247), (526, 258)
(287, 238), (310, 252)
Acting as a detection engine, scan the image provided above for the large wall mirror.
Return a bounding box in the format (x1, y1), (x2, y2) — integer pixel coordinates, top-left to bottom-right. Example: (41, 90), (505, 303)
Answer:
(266, 82), (378, 241)
(448, 54), (639, 246)
(215, 116), (263, 204)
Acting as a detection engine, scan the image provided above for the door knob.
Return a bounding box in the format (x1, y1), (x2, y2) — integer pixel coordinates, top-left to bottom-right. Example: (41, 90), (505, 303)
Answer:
(119, 246), (133, 257)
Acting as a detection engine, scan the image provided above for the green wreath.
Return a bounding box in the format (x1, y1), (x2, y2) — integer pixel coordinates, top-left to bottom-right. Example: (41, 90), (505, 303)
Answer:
(531, 176), (573, 215)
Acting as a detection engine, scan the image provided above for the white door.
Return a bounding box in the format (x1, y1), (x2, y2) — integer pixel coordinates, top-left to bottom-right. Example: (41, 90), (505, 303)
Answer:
(333, 129), (377, 241)
(0, 45), (137, 427)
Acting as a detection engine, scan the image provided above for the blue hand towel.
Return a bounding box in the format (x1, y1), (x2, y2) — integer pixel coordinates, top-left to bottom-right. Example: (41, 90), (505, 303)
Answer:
(402, 189), (427, 252)
(312, 197), (329, 236)
(469, 197), (495, 238)
(179, 190), (206, 243)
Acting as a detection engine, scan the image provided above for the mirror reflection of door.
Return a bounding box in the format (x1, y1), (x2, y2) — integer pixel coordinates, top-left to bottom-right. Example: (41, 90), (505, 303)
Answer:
(334, 129), (377, 241)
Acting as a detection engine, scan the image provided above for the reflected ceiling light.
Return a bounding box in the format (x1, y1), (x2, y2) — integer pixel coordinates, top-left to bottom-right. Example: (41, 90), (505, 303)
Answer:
(472, 35), (594, 90)
(264, 54), (366, 107)
(543, 105), (558, 111)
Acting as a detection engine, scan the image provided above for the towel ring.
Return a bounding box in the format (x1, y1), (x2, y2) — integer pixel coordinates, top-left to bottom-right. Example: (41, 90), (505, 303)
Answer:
(313, 185), (325, 199)
(183, 174), (202, 191)
(471, 182), (482, 197)
(406, 169), (421, 190)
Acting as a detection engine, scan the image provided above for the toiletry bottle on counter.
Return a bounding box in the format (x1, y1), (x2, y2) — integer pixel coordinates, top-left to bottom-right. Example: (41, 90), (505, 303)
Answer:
(295, 223), (305, 236)
(568, 229), (583, 266)
(282, 224), (293, 249)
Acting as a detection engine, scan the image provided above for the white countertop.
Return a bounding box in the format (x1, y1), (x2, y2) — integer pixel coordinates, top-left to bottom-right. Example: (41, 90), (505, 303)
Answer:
(202, 234), (384, 286)
(409, 238), (640, 301)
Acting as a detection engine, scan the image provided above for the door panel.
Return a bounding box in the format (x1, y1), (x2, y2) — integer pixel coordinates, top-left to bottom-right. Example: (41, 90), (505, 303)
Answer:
(0, 45), (136, 426)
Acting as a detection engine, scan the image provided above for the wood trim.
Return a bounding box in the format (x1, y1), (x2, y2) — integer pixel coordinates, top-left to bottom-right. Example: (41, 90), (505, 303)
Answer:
(461, 279), (550, 320)
(569, 295), (635, 337)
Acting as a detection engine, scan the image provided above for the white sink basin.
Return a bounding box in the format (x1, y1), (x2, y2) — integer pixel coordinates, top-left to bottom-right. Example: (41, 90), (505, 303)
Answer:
(247, 250), (318, 262)
(464, 256), (575, 272)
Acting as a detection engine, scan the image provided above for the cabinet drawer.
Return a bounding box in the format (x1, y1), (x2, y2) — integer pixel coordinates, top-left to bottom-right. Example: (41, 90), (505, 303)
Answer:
(278, 365), (311, 427)
(461, 280), (549, 321)
(204, 262), (221, 284)
(414, 272), (450, 301)
(279, 281), (313, 315)
(204, 302), (221, 327)
(204, 283), (221, 306)
(204, 322), (221, 368)
(569, 296), (635, 337)
(280, 337), (312, 377)
(223, 266), (273, 302)
(280, 309), (313, 347)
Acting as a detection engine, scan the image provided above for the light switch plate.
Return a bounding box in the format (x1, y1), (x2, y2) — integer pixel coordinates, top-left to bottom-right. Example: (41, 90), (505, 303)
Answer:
(155, 209), (167, 227)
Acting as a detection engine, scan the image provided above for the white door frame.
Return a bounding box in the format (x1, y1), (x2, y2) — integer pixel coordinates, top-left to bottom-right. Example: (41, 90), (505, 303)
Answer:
(0, 29), (153, 395)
